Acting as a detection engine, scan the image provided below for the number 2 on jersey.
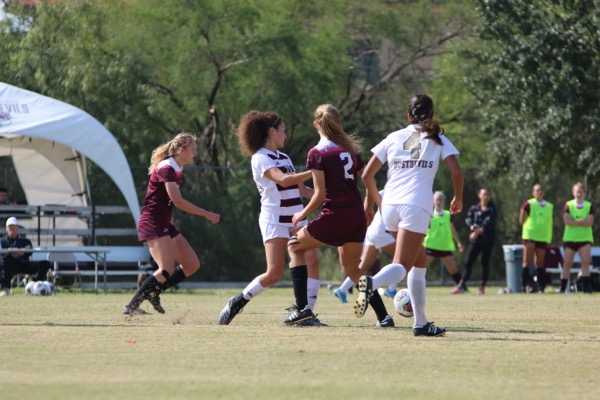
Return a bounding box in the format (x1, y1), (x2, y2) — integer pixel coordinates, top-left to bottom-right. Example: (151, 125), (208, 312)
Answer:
(340, 152), (354, 179)
(403, 131), (421, 159)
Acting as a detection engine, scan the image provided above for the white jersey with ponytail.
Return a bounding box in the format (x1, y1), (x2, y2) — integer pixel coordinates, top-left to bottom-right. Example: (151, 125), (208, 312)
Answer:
(371, 124), (459, 215)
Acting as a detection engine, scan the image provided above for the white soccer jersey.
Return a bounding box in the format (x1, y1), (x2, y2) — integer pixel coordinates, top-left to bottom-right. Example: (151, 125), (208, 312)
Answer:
(371, 125), (459, 215)
(251, 148), (303, 226)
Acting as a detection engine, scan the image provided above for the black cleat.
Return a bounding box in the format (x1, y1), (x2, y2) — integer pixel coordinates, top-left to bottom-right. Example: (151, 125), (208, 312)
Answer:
(123, 305), (150, 315)
(374, 315), (395, 328)
(296, 314), (329, 327)
(354, 275), (373, 318)
(147, 292), (165, 314)
(413, 322), (446, 337)
(218, 294), (247, 325)
(283, 305), (315, 325)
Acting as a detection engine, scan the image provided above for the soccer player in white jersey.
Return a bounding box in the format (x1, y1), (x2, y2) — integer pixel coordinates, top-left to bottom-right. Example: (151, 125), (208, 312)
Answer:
(219, 110), (322, 325)
(359, 94), (463, 337)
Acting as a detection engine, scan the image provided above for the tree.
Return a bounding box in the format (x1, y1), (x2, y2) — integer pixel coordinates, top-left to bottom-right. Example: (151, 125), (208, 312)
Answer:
(466, 0), (600, 188)
(0, 0), (475, 280)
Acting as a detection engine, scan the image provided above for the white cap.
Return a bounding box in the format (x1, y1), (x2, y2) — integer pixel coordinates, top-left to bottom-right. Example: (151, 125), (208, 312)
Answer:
(5, 217), (19, 227)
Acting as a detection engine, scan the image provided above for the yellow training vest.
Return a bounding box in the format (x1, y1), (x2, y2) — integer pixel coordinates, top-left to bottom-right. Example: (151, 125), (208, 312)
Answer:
(522, 199), (553, 243)
(424, 210), (456, 251)
(562, 200), (593, 243)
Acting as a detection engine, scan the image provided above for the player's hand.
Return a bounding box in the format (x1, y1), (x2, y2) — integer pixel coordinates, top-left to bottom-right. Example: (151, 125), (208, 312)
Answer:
(449, 198), (462, 215)
(205, 212), (221, 224)
(291, 212), (305, 226)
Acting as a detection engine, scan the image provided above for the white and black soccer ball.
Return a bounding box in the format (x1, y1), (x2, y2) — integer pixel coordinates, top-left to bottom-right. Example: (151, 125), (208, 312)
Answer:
(393, 288), (414, 318)
(42, 281), (54, 295)
(32, 281), (50, 296)
(25, 281), (35, 295)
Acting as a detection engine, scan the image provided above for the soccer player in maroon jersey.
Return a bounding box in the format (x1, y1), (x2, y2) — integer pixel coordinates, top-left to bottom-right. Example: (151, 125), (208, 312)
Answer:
(284, 103), (392, 325)
(123, 133), (220, 315)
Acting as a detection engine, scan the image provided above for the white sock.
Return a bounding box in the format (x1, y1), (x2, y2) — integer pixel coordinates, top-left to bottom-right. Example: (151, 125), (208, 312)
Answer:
(373, 263), (406, 289)
(339, 276), (354, 293)
(242, 276), (268, 300)
(307, 278), (320, 311)
(407, 267), (427, 328)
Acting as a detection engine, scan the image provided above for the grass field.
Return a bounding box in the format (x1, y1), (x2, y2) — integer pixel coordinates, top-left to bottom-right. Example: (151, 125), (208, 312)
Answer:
(1, 286), (599, 400)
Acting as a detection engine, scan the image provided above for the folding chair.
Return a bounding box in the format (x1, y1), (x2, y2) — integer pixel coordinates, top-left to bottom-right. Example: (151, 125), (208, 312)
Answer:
(47, 252), (82, 289)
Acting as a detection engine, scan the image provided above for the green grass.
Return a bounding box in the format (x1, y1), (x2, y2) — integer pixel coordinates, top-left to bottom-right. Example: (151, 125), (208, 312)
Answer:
(1, 286), (599, 400)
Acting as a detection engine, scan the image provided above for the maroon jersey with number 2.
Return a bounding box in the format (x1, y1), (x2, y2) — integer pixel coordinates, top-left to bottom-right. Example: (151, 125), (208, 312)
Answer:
(305, 137), (367, 246)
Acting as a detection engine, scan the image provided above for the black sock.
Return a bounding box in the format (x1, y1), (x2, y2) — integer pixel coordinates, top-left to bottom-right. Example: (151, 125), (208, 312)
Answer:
(369, 291), (389, 321)
(452, 273), (462, 285)
(290, 265), (308, 309)
(536, 268), (546, 291)
(127, 275), (160, 309)
(521, 268), (529, 291)
(560, 279), (568, 292)
(582, 276), (592, 293)
(162, 266), (186, 290)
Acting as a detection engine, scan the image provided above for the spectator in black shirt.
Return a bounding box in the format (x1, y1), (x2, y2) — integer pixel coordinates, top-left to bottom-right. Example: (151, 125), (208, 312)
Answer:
(450, 188), (497, 295)
(0, 217), (51, 296)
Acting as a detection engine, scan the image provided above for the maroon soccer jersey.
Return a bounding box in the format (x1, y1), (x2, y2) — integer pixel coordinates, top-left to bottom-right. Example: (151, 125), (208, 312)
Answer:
(306, 137), (365, 210)
(138, 157), (184, 240)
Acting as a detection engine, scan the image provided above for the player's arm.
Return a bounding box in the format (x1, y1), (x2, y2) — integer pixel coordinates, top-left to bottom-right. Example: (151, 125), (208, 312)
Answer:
(519, 202), (529, 225)
(264, 168), (312, 188)
(298, 184), (314, 200)
(361, 155), (384, 212)
(443, 155), (463, 215)
(165, 181), (220, 224)
(292, 169), (325, 225)
(451, 223), (463, 251)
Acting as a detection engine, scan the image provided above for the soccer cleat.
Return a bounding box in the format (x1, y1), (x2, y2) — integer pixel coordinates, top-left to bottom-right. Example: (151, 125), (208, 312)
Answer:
(283, 305), (315, 325)
(375, 315), (395, 328)
(296, 314), (329, 327)
(384, 287), (397, 298)
(450, 285), (465, 294)
(147, 292), (166, 314)
(477, 286), (485, 295)
(354, 275), (373, 318)
(218, 294), (247, 325)
(413, 322), (446, 337)
(333, 288), (348, 303)
(123, 305), (150, 315)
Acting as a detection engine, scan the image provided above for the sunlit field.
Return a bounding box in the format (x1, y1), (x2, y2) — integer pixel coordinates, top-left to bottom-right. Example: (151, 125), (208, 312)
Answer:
(1, 286), (599, 400)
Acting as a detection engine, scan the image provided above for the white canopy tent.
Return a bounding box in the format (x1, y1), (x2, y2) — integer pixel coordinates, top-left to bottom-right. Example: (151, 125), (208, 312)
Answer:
(0, 82), (140, 245)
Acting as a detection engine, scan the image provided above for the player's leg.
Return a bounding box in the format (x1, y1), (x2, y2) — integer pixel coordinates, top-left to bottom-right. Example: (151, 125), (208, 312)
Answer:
(219, 236), (287, 325)
(284, 227), (323, 325)
(124, 236), (174, 315)
(578, 244), (592, 293)
(521, 241), (536, 292)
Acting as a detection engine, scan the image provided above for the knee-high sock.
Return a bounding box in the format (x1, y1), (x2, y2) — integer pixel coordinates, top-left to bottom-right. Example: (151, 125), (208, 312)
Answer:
(373, 263), (406, 289)
(307, 278), (320, 311)
(243, 275), (268, 300)
(162, 265), (186, 291)
(290, 265), (308, 309)
(369, 290), (389, 321)
(339, 276), (354, 293)
(128, 275), (161, 309)
(407, 267), (427, 328)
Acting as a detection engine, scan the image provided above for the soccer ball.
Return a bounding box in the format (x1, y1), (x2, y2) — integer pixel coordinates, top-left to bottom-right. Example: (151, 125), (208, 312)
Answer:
(33, 281), (50, 296)
(393, 288), (414, 318)
(25, 281), (35, 295)
(43, 281), (54, 295)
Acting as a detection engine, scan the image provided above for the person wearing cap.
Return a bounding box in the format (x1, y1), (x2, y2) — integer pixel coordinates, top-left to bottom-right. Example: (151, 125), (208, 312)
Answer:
(0, 217), (51, 296)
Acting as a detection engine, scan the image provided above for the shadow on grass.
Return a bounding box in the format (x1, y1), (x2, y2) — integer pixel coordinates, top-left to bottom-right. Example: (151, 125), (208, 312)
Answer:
(0, 322), (147, 328)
